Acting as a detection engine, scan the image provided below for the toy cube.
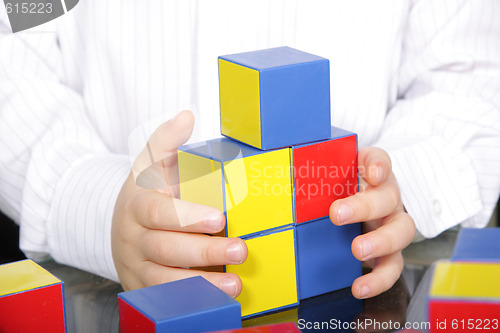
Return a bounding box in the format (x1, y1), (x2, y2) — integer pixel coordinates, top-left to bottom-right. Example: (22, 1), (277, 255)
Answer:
(295, 217), (360, 300)
(118, 276), (241, 333)
(178, 138), (293, 238)
(219, 46), (331, 150)
(210, 322), (301, 332)
(292, 127), (357, 223)
(428, 261), (500, 333)
(0, 259), (66, 332)
(226, 227), (298, 318)
(451, 227), (500, 262)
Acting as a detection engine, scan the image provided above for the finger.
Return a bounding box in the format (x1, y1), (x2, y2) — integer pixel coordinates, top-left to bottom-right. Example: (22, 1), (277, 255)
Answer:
(132, 190), (226, 233)
(330, 175), (401, 225)
(351, 252), (403, 299)
(140, 230), (248, 267)
(358, 147), (392, 186)
(351, 212), (416, 261)
(140, 261), (243, 297)
(133, 110), (194, 190)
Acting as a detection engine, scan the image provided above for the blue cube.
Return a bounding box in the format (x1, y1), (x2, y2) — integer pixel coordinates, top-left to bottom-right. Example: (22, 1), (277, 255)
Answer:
(118, 276), (241, 333)
(296, 217), (361, 300)
(452, 227), (500, 262)
(219, 46), (331, 150)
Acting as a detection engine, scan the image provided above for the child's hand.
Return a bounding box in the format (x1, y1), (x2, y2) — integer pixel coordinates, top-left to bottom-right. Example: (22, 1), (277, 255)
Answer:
(111, 111), (248, 297)
(330, 147), (416, 299)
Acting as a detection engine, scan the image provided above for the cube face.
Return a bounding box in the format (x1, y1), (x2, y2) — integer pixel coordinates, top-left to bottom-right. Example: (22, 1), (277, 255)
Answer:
(0, 260), (66, 333)
(224, 148), (293, 237)
(226, 228), (298, 318)
(219, 47), (331, 150)
(0, 259), (61, 295)
(452, 227), (500, 262)
(430, 261), (500, 299)
(118, 298), (155, 333)
(178, 150), (224, 212)
(428, 301), (500, 333)
(118, 276), (241, 333)
(178, 138), (293, 238)
(293, 127), (357, 223)
(219, 59), (262, 149)
(296, 218), (361, 300)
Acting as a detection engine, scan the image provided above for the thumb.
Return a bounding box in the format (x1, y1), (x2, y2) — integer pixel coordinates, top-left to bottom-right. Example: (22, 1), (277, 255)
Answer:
(133, 110), (195, 190)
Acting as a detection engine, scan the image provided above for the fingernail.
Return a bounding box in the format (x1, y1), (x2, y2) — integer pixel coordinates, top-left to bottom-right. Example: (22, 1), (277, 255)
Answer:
(375, 165), (384, 183)
(220, 277), (238, 298)
(359, 285), (371, 299)
(226, 242), (244, 264)
(360, 239), (375, 260)
(204, 213), (224, 232)
(336, 204), (353, 224)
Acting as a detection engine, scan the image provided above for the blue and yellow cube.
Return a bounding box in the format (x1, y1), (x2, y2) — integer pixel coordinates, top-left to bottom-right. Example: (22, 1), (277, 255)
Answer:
(219, 47), (331, 150)
(178, 138), (294, 238)
(296, 218), (360, 300)
(226, 227), (298, 318)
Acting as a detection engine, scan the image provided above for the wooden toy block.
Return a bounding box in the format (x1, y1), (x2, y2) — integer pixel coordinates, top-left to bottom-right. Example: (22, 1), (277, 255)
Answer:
(178, 138), (293, 238)
(295, 217), (360, 300)
(292, 127), (357, 223)
(118, 276), (241, 333)
(0, 259), (66, 332)
(219, 46), (331, 150)
(428, 261), (500, 333)
(451, 227), (500, 262)
(210, 322), (301, 332)
(226, 227), (298, 318)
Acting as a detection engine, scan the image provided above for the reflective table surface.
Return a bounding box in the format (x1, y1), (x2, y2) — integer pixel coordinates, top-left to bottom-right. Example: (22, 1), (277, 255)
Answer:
(40, 229), (459, 333)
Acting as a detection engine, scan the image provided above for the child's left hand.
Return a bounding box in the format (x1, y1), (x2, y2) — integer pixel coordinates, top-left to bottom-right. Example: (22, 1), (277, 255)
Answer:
(330, 147), (416, 299)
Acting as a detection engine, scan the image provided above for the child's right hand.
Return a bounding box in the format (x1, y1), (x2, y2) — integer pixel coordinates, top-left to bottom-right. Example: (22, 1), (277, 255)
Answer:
(111, 110), (248, 297)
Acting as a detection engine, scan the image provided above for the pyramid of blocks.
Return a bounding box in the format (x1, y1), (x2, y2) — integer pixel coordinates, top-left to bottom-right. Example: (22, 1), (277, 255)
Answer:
(428, 228), (500, 332)
(178, 46), (361, 318)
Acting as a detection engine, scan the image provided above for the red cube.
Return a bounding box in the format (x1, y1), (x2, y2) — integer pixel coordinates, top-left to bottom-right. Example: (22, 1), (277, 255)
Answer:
(292, 127), (357, 223)
(0, 260), (66, 332)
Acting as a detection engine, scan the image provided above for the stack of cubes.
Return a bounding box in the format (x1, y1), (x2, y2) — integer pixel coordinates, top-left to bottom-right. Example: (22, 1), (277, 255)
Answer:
(428, 228), (500, 332)
(178, 47), (361, 318)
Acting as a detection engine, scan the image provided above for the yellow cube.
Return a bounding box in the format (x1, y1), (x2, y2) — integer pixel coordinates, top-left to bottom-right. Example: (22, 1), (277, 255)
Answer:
(226, 227), (298, 318)
(219, 47), (331, 150)
(178, 138), (294, 238)
(430, 261), (500, 299)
